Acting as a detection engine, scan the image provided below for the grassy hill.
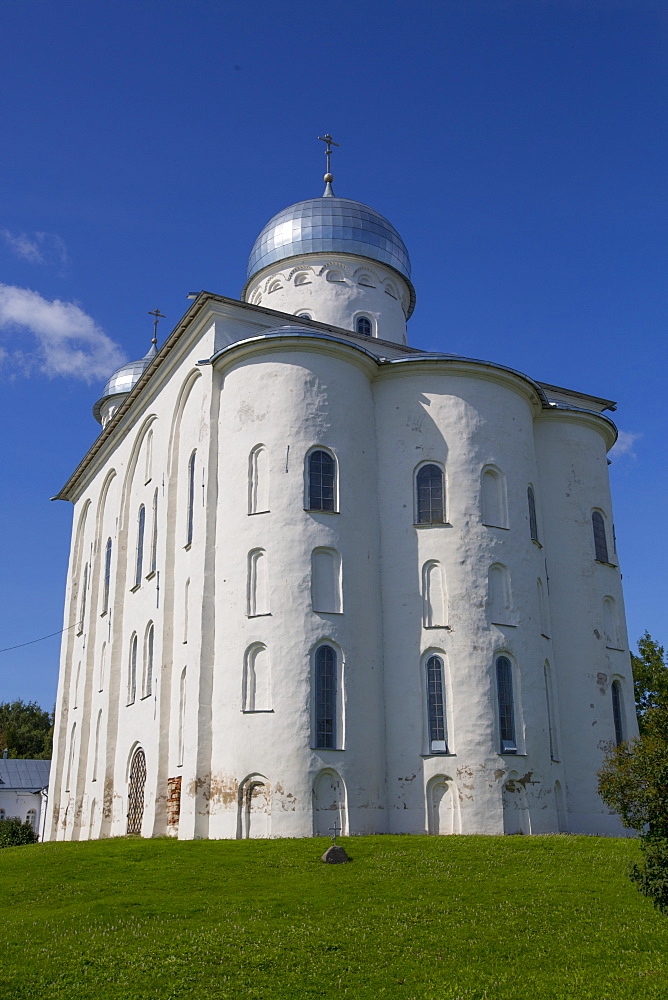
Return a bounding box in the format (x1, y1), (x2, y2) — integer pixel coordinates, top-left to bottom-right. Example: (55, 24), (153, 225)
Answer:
(1, 835), (667, 999)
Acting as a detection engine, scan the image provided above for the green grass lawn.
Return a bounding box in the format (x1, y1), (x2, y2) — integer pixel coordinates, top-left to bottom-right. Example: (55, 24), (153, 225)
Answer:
(1, 835), (667, 1000)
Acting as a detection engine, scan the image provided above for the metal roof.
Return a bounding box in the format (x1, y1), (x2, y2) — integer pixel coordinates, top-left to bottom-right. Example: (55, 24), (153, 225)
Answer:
(0, 759), (51, 791)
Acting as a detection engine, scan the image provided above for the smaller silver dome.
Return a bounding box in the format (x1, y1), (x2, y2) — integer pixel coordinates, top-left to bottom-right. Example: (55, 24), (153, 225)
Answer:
(93, 343), (157, 423)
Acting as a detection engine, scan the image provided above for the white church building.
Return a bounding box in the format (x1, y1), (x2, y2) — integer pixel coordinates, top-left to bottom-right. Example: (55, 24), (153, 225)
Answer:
(46, 151), (636, 841)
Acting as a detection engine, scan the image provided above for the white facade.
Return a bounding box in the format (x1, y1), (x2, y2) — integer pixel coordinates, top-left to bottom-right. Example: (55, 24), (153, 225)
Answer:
(46, 182), (636, 841)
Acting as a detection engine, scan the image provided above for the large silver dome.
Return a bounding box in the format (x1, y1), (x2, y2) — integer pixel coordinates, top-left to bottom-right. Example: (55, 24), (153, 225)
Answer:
(245, 193), (414, 305)
(93, 343), (157, 423)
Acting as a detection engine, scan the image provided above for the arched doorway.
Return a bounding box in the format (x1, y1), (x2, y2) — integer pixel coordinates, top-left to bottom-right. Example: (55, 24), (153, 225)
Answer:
(238, 774), (271, 839)
(127, 747), (147, 835)
(313, 769), (346, 837)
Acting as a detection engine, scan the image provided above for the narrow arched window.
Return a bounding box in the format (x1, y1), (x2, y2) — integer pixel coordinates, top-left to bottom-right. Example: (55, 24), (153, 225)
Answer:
(528, 486), (538, 542)
(150, 488), (158, 574)
(102, 538), (112, 613)
(92, 709), (102, 782)
(496, 656), (517, 753)
(135, 506), (145, 587)
(308, 450), (336, 512)
(544, 662), (558, 761)
(481, 467), (507, 528)
(144, 623), (154, 697)
(248, 444), (269, 514)
(26, 809), (36, 830)
(315, 645), (337, 749)
(426, 655), (448, 752)
(128, 634), (137, 705)
(186, 451), (196, 546)
(78, 563), (88, 633)
(144, 429), (153, 484)
(178, 668), (187, 766)
(416, 464), (445, 524)
(592, 511), (609, 562)
(612, 681), (624, 745)
(355, 315), (372, 336)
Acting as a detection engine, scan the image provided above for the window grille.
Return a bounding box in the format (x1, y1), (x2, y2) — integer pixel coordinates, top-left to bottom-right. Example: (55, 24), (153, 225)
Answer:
(308, 450), (336, 512)
(356, 315), (372, 336)
(592, 511), (609, 562)
(315, 645), (337, 749)
(612, 681), (624, 746)
(135, 506), (145, 587)
(528, 486), (538, 542)
(426, 655), (447, 752)
(416, 464), (445, 524)
(126, 748), (146, 835)
(496, 656), (517, 753)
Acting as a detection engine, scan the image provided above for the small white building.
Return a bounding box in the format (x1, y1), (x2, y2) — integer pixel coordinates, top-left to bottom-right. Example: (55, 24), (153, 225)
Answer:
(0, 758), (50, 840)
(46, 164), (636, 842)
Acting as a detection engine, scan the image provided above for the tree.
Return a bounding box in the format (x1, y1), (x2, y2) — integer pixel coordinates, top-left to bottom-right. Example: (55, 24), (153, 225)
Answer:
(598, 703), (668, 915)
(0, 701), (53, 759)
(0, 816), (38, 848)
(632, 632), (668, 732)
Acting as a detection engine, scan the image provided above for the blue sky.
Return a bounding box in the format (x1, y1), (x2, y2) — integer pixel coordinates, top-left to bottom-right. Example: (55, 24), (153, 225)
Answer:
(1, 0), (666, 709)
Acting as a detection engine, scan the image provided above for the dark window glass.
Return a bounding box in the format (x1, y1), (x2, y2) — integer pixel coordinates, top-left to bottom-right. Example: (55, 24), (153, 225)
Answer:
(356, 316), (372, 336)
(416, 464), (445, 524)
(528, 486), (538, 542)
(592, 511), (609, 562)
(103, 538), (112, 613)
(612, 681), (624, 746)
(315, 645), (337, 749)
(427, 655), (447, 751)
(496, 656), (517, 753)
(186, 452), (196, 545)
(135, 506), (145, 587)
(308, 450), (336, 511)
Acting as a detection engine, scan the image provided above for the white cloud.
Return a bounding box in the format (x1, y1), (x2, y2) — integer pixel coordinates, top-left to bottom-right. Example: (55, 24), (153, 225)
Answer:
(0, 284), (125, 382)
(0, 229), (68, 268)
(610, 430), (642, 459)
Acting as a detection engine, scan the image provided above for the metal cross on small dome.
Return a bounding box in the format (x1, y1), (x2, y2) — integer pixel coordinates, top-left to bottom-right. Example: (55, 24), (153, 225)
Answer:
(318, 133), (339, 187)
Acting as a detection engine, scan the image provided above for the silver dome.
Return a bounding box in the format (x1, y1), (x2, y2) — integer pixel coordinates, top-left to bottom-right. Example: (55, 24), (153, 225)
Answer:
(93, 343), (157, 423)
(245, 193), (415, 314)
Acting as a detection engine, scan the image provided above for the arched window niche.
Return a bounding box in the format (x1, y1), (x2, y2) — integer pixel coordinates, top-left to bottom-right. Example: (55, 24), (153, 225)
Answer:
(247, 549), (269, 617)
(488, 564), (513, 625)
(102, 538), (112, 614)
(592, 510), (609, 563)
(481, 466), (508, 529)
(134, 506), (145, 589)
(543, 661), (559, 762)
(248, 444), (270, 515)
(78, 563), (89, 635)
(415, 463), (446, 525)
(496, 655), (517, 754)
(242, 643), (272, 712)
(312, 642), (342, 751)
(306, 448), (338, 513)
(603, 596), (621, 649)
(311, 547), (343, 614)
(424, 652), (449, 754)
(537, 578), (550, 638)
(127, 633), (138, 706)
(177, 668), (187, 766)
(143, 622), (155, 698)
(422, 561), (447, 628)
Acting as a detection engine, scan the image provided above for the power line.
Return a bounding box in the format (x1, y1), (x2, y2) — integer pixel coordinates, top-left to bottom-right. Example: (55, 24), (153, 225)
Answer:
(0, 621), (82, 654)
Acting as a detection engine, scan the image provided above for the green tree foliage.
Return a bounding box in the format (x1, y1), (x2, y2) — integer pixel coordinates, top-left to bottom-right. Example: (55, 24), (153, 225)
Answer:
(0, 701), (53, 759)
(598, 702), (668, 915)
(0, 816), (38, 848)
(632, 632), (668, 732)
